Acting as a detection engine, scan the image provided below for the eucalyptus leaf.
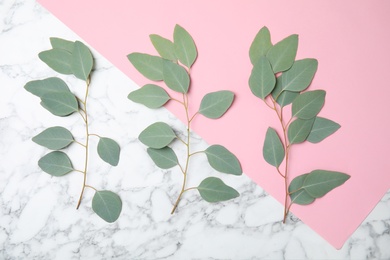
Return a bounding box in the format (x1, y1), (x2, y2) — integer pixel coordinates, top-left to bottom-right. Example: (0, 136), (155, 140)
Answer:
(249, 56), (276, 100)
(288, 174), (315, 205)
(40, 91), (79, 116)
(307, 117), (341, 143)
(266, 34), (298, 73)
(162, 60), (190, 93)
(128, 84), (170, 109)
(32, 126), (74, 150)
(249, 26), (272, 65)
(24, 77), (70, 98)
(150, 34), (177, 61)
(173, 24), (197, 68)
(204, 145), (242, 175)
(92, 190), (122, 223)
(198, 90), (234, 119)
(127, 53), (164, 81)
(38, 49), (73, 75)
(263, 127), (285, 167)
(292, 90), (326, 119)
(138, 122), (176, 149)
(281, 59), (318, 92)
(147, 147), (178, 169)
(287, 118), (315, 145)
(38, 151), (73, 176)
(303, 170), (350, 198)
(97, 137), (120, 166)
(71, 41), (93, 81)
(50, 37), (74, 52)
(197, 177), (239, 203)
(271, 75), (299, 107)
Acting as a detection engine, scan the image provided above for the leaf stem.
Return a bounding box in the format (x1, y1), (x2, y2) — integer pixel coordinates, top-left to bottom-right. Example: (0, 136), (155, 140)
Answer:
(189, 150), (204, 157)
(73, 140), (87, 147)
(88, 133), (101, 138)
(171, 98), (185, 105)
(85, 184), (97, 191)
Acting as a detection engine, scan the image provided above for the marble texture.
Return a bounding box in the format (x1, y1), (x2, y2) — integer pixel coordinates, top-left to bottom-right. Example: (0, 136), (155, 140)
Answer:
(0, 0), (389, 259)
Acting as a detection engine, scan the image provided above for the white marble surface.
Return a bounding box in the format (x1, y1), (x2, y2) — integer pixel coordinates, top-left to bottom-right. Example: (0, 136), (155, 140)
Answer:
(1, 0), (390, 259)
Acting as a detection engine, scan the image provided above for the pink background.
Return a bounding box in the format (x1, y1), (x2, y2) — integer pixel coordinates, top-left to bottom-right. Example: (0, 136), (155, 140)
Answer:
(37, 0), (390, 248)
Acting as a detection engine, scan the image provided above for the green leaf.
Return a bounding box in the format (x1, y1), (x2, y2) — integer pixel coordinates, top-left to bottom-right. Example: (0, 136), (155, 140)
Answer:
(198, 90), (234, 119)
(263, 127), (285, 167)
(40, 91), (79, 116)
(197, 177), (239, 203)
(249, 56), (276, 100)
(307, 117), (341, 143)
(38, 151), (73, 176)
(24, 77), (70, 98)
(97, 137), (120, 166)
(50, 37), (74, 52)
(92, 190), (122, 223)
(292, 90), (326, 119)
(281, 59), (318, 92)
(128, 84), (170, 109)
(249, 26), (272, 65)
(288, 174), (315, 205)
(271, 75), (299, 107)
(204, 145), (242, 175)
(303, 170), (350, 198)
(150, 34), (177, 61)
(287, 118), (315, 145)
(32, 126), (74, 150)
(266, 34), (298, 73)
(71, 41), (93, 81)
(147, 147), (178, 169)
(162, 60), (190, 93)
(138, 122), (176, 149)
(127, 53), (164, 81)
(173, 24), (197, 68)
(38, 49), (73, 75)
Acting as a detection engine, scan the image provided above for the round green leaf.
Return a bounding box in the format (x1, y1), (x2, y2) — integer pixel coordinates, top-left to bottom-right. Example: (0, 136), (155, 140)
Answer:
(307, 117), (341, 143)
(32, 126), (74, 150)
(38, 49), (73, 75)
(289, 174), (315, 205)
(287, 118), (315, 145)
(128, 84), (170, 109)
(263, 127), (285, 168)
(38, 151), (73, 176)
(147, 147), (178, 169)
(204, 145), (242, 175)
(198, 90), (234, 119)
(138, 122), (176, 149)
(50, 37), (75, 53)
(162, 60), (190, 93)
(292, 90), (326, 119)
(150, 34), (177, 61)
(173, 24), (197, 68)
(249, 56), (276, 100)
(127, 53), (164, 81)
(24, 77), (70, 98)
(40, 91), (79, 117)
(249, 26), (272, 65)
(71, 41), (93, 81)
(281, 59), (318, 92)
(197, 177), (239, 203)
(266, 34), (298, 73)
(303, 170), (350, 198)
(92, 190), (122, 223)
(271, 75), (299, 107)
(97, 137), (120, 166)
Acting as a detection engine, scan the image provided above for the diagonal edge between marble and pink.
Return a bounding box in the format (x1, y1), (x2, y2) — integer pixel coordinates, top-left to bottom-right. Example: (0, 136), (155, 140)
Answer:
(36, 0), (390, 249)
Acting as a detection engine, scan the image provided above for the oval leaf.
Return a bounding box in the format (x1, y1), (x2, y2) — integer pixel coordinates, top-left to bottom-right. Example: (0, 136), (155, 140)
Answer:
(40, 91), (79, 116)
(173, 24), (197, 68)
(266, 34), (298, 73)
(249, 26), (272, 65)
(303, 170), (350, 198)
(150, 34), (177, 61)
(162, 60), (190, 93)
(92, 190), (122, 223)
(24, 77), (70, 98)
(71, 41), (93, 81)
(282, 59), (318, 92)
(292, 90), (326, 119)
(128, 84), (170, 109)
(32, 126), (74, 150)
(38, 49), (73, 75)
(271, 75), (299, 107)
(307, 117), (341, 143)
(287, 118), (315, 145)
(204, 145), (242, 175)
(289, 174), (315, 205)
(138, 122), (176, 149)
(147, 147), (178, 169)
(263, 127), (285, 167)
(38, 151), (73, 176)
(198, 90), (234, 119)
(97, 137), (120, 166)
(249, 56), (276, 100)
(50, 37), (74, 52)
(197, 177), (239, 203)
(127, 53), (164, 81)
